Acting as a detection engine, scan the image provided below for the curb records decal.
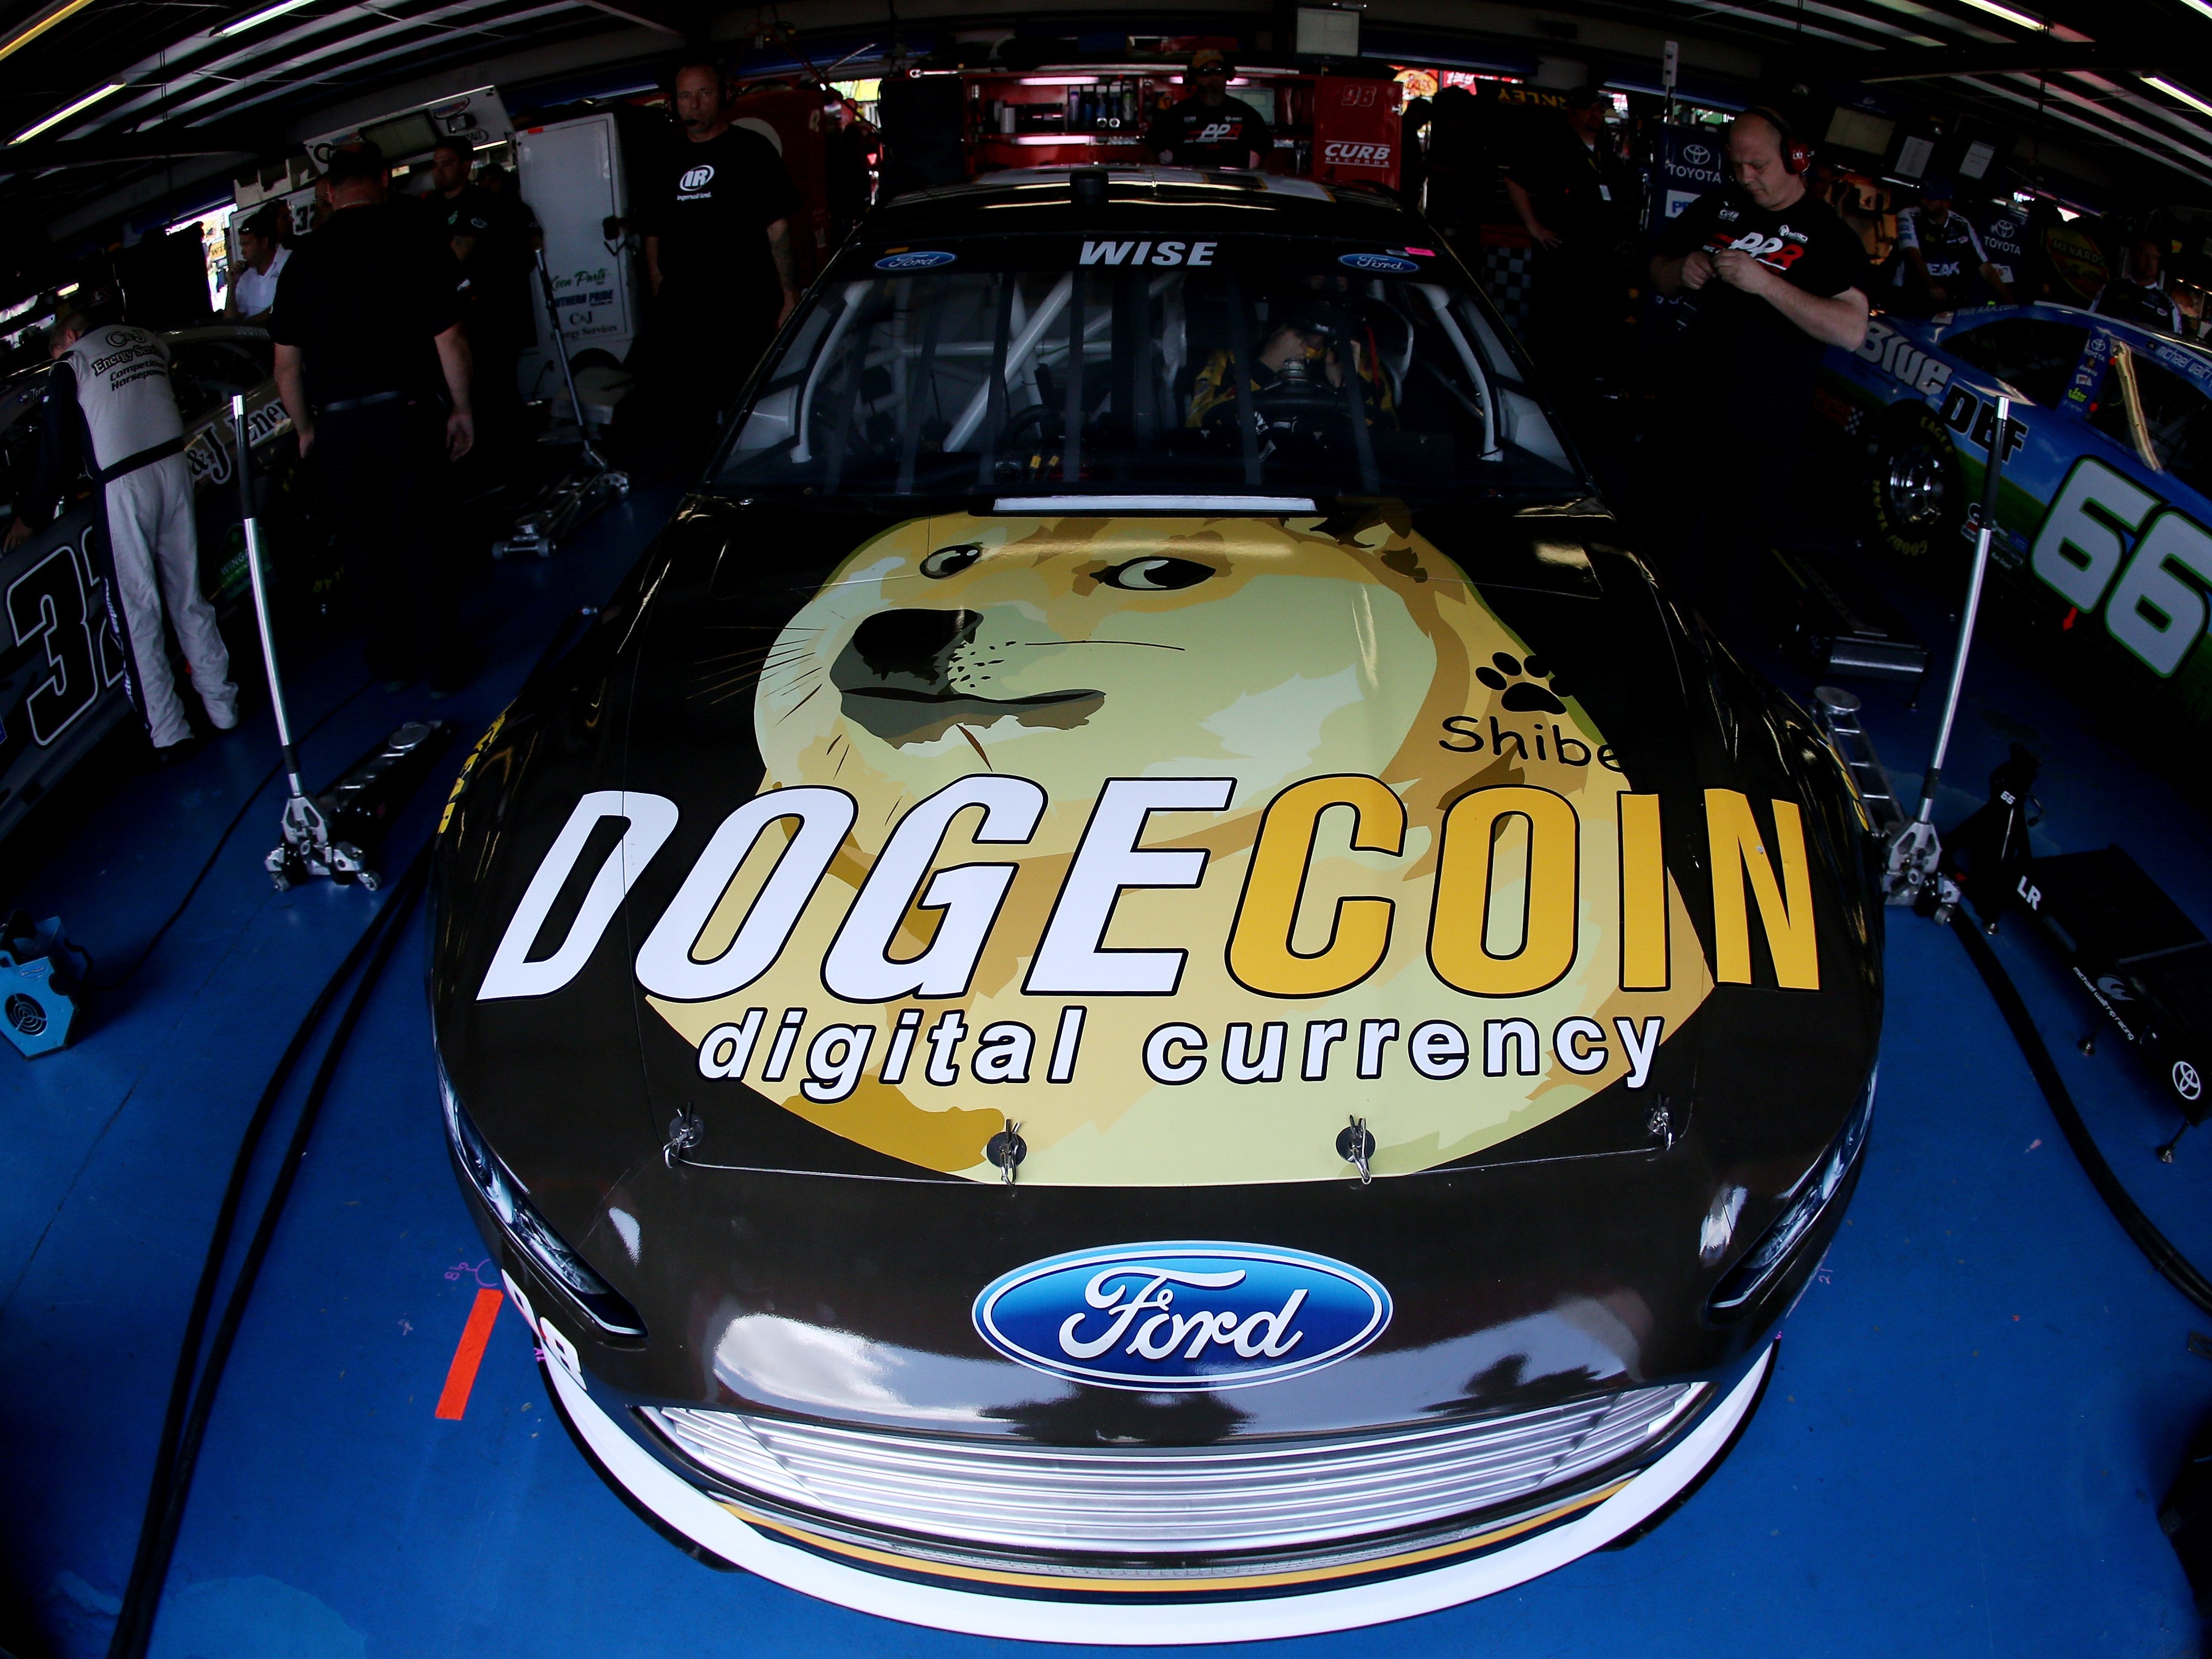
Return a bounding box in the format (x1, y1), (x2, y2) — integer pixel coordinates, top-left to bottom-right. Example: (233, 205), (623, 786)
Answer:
(875, 249), (958, 271)
(1338, 252), (1421, 274)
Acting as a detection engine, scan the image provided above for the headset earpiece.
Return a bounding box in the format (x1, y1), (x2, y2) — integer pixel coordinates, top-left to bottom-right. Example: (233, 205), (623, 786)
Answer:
(1745, 105), (1813, 175)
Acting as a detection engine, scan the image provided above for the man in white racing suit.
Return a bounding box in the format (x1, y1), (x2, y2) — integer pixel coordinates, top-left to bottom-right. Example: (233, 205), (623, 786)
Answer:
(8, 312), (238, 754)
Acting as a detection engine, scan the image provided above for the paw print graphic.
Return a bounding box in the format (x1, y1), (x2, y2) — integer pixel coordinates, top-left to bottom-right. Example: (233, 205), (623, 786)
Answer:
(1476, 652), (1569, 716)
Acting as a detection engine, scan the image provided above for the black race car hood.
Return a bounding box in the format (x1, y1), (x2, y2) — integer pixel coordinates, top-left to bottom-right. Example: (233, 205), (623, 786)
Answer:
(429, 495), (1880, 1428)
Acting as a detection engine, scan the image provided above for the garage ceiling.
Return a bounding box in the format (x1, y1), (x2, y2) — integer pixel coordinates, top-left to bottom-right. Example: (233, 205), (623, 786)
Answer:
(2, 0), (2211, 256)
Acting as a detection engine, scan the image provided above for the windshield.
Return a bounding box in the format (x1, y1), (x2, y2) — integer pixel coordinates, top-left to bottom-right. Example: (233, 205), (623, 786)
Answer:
(714, 238), (1582, 502)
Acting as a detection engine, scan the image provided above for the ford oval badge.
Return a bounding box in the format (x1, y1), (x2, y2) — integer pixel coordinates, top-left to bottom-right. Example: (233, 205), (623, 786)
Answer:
(1338, 252), (1421, 275)
(875, 249), (958, 271)
(974, 1242), (1390, 1391)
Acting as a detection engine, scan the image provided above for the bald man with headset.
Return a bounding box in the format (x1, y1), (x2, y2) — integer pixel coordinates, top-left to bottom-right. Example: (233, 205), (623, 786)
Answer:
(1645, 106), (1870, 608)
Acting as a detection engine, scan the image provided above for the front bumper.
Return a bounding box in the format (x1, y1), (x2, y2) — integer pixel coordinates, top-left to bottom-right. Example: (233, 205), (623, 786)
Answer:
(535, 1329), (1773, 1642)
(509, 1242), (1774, 1647)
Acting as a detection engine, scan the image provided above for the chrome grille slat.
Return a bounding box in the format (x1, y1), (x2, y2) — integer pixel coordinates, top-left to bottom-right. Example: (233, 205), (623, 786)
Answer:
(649, 1381), (1700, 1556)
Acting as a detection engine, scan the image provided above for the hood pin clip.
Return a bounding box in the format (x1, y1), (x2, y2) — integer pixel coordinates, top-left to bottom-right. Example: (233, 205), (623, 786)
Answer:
(987, 1120), (1028, 1187)
(1336, 1116), (1375, 1185)
(665, 1107), (703, 1170)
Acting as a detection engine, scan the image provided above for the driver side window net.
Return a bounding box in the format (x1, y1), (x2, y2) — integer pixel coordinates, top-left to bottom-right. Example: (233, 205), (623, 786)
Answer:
(720, 262), (1573, 498)
(2086, 348), (2212, 500)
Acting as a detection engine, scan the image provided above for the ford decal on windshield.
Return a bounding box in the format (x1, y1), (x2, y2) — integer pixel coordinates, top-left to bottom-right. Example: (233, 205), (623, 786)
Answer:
(973, 1242), (1391, 1390)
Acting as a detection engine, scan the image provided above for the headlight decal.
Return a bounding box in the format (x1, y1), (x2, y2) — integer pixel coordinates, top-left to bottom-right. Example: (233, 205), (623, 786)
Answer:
(439, 1064), (647, 1340)
(1709, 1066), (1875, 1317)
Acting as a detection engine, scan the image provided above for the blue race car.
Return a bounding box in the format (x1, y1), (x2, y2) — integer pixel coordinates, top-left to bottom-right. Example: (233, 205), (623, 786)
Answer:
(1818, 302), (2212, 754)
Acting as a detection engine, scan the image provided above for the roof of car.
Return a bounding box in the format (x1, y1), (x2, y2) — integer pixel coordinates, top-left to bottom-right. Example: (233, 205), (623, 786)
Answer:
(862, 167), (1412, 243)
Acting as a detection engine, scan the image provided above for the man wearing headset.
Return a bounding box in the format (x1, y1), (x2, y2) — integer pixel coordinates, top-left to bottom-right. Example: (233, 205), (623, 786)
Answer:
(1645, 106), (1870, 607)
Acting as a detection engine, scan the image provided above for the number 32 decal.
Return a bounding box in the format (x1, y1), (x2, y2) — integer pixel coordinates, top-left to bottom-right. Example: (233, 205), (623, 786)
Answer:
(5, 538), (126, 747)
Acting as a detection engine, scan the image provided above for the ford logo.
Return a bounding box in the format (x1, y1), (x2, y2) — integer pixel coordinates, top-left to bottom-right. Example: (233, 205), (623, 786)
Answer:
(875, 249), (958, 271)
(1338, 252), (1421, 275)
(973, 1242), (1391, 1391)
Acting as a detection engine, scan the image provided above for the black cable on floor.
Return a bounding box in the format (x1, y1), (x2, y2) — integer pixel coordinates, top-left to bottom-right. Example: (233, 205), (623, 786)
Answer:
(93, 677), (377, 992)
(1954, 915), (2212, 1319)
(104, 839), (432, 1659)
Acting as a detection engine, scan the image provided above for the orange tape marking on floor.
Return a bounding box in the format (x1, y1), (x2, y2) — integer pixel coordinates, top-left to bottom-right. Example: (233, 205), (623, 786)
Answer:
(435, 1287), (505, 1420)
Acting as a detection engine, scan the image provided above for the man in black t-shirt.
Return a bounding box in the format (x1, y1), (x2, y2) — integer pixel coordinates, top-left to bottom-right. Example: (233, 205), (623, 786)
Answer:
(271, 139), (476, 692)
(1643, 107), (1870, 606)
(1504, 86), (1637, 433)
(628, 59), (802, 466)
(1143, 49), (1272, 171)
(427, 139), (530, 476)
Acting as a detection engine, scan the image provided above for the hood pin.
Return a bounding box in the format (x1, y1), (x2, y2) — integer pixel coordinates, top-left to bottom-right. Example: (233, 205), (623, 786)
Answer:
(1336, 1116), (1375, 1185)
(986, 1120), (1027, 1187)
(665, 1107), (703, 1169)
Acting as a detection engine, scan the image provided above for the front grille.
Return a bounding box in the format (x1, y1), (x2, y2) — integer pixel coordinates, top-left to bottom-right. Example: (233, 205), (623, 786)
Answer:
(646, 1382), (1703, 1556)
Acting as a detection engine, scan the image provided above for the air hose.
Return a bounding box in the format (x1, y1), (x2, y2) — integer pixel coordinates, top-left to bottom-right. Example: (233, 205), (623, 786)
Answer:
(1954, 916), (2212, 1319)
(105, 839), (432, 1659)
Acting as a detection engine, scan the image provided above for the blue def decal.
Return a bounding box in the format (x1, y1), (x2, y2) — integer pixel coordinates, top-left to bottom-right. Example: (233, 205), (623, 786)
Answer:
(875, 249), (957, 271)
(974, 1242), (1390, 1391)
(1338, 252), (1421, 275)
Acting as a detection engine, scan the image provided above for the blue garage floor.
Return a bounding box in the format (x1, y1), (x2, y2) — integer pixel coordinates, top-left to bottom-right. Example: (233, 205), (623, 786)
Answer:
(4, 488), (2210, 1659)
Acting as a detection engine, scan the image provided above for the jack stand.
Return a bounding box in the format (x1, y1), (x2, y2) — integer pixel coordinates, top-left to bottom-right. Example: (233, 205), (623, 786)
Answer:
(493, 246), (629, 560)
(231, 395), (377, 893)
(1880, 395), (2015, 921)
(1810, 684), (1963, 917)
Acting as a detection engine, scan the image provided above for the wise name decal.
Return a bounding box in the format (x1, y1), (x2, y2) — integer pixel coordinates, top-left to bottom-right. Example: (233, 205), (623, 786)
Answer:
(477, 515), (1823, 1185)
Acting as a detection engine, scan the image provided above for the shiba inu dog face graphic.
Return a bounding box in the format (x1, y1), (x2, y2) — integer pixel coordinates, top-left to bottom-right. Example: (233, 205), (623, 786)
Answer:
(647, 512), (1712, 1185)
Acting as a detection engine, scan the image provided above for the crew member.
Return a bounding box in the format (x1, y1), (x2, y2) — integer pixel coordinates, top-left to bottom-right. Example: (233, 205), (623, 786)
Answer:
(427, 139), (493, 266)
(429, 139), (528, 470)
(626, 60), (801, 467)
(1891, 177), (2012, 312)
(1646, 106), (1870, 607)
(2093, 236), (2184, 334)
(225, 207), (290, 319)
(270, 140), (476, 695)
(1143, 48), (1271, 170)
(1503, 85), (1637, 429)
(5, 310), (238, 758)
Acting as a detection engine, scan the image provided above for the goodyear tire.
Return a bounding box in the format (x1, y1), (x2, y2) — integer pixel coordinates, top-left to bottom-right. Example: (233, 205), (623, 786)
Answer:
(1866, 404), (1963, 560)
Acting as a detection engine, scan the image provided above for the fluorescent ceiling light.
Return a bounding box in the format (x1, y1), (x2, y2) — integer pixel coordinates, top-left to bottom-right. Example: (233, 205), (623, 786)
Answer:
(0, 0), (100, 67)
(10, 81), (121, 144)
(213, 0), (311, 36)
(2145, 75), (2212, 118)
(1958, 0), (2045, 28)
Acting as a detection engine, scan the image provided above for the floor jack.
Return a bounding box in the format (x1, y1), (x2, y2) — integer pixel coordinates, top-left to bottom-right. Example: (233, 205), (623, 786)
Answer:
(1877, 393), (2018, 920)
(492, 247), (629, 560)
(229, 396), (452, 892)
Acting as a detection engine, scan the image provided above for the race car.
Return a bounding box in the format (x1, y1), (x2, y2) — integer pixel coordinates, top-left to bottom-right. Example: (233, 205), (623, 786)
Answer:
(1818, 302), (2212, 758)
(0, 324), (302, 841)
(430, 167), (1883, 1643)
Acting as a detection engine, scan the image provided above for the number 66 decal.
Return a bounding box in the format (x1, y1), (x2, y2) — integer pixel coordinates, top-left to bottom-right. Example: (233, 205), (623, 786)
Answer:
(2030, 456), (2212, 677)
